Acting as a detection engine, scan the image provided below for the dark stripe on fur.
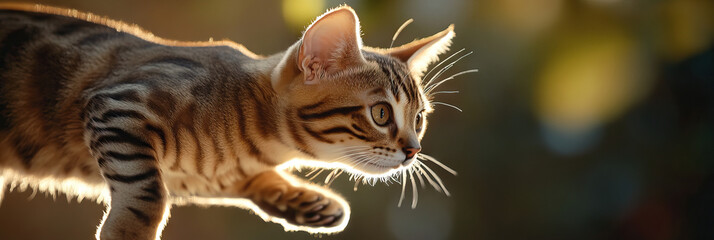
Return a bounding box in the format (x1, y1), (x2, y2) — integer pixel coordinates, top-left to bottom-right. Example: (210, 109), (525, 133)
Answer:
(105, 151), (154, 161)
(0, 96), (9, 131)
(126, 207), (152, 225)
(390, 64), (416, 101)
(146, 56), (203, 70)
(248, 87), (279, 137)
(91, 128), (152, 149)
(167, 104), (193, 171)
(144, 124), (168, 156)
(298, 106), (363, 120)
(169, 103), (204, 172)
(53, 20), (104, 36)
(321, 126), (368, 141)
(0, 26), (40, 71)
(287, 109), (314, 157)
(298, 100), (326, 112)
(221, 110), (239, 165)
(146, 90), (177, 118)
(302, 124), (334, 143)
(192, 124), (205, 176)
(235, 100), (262, 157)
(379, 65), (401, 101)
(97, 157), (107, 167)
(389, 124), (398, 140)
(137, 180), (162, 202)
(29, 44), (80, 124)
(86, 90), (141, 111)
(208, 124), (225, 169)
(0, 26), (41, 132)
(136, 195), (159, 202)
(11, 137), (41, 169)
(351, 124), (366, 134)
(103, 168), (158, 183)
(91, 110), (146, 123)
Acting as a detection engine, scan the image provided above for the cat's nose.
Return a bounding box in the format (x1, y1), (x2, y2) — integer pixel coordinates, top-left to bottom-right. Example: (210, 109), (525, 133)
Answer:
(402, 147), (421, 159)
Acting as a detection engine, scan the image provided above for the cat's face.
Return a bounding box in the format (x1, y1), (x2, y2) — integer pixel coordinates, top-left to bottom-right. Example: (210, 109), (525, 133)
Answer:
(288, 53), (431, 175)
(276, 6), (453, 176)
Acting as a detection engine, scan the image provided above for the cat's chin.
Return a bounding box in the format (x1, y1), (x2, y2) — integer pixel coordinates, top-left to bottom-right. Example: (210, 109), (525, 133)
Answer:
(351, 161), (407, 176)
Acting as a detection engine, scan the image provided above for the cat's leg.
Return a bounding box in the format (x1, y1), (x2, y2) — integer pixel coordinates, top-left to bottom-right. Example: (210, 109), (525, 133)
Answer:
(234, 170), (349, 230)
(85, 110), (169, 240)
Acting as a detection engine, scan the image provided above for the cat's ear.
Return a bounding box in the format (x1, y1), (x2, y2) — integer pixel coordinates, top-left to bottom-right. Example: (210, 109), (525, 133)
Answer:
(298, 6), (365, 84)
(386, 24), (455, 78)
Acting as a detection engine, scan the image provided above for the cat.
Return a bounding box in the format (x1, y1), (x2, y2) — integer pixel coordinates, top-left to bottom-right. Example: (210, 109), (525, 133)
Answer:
(0, 3), (457, 240)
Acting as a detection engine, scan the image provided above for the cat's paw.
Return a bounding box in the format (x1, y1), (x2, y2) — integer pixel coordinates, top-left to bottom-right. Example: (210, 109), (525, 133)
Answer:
(253, 185), (346, 228)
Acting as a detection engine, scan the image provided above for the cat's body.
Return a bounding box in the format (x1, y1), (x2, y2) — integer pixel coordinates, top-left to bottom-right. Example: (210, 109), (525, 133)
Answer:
(0, 5), (292, 201)
(0, 4), (456, 240)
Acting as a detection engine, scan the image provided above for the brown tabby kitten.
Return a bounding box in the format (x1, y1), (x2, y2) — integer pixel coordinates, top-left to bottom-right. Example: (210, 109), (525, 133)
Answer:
(0, 3), (456, 240)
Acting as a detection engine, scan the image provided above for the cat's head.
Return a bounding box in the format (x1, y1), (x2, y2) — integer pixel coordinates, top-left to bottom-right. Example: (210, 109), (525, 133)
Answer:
(273, 6), (454, 176)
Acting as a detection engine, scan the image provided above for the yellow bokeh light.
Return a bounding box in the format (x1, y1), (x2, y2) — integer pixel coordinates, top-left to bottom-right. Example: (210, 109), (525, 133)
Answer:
(536, 29), (648, 134)
(282, 0), (326, 32)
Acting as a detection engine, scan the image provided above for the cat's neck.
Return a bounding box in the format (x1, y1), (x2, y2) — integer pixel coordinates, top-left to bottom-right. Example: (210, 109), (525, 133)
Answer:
(269, 41), (302, 95)
(225, 43), (314, 167)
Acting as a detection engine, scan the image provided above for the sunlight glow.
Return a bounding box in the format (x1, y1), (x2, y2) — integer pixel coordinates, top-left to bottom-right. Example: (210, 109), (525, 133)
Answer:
(171, 170), (351, 234)
(1, 169), (108, 204)
(278, 158), (412, 186)
(281, 154), (456, 210)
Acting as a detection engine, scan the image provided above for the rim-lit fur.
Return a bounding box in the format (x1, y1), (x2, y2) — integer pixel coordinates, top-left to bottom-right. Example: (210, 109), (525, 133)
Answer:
(0, 4), (455, 239)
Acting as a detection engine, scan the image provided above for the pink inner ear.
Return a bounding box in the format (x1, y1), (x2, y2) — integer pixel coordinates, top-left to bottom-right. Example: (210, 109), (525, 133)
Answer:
(303, 12), (352, 61)
(298, 8), (363, 78)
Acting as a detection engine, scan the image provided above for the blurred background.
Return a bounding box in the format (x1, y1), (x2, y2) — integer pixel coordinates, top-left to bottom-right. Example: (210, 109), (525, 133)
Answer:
(1, 0), (713, 239)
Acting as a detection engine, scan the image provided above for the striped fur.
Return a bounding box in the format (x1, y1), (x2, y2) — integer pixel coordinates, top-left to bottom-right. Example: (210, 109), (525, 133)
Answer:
(0, 4), (455, 239)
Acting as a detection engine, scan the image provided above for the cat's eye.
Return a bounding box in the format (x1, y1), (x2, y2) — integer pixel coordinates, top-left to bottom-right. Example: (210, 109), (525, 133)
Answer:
(415, 111), (423, 132)
(371, 103), (391, 126)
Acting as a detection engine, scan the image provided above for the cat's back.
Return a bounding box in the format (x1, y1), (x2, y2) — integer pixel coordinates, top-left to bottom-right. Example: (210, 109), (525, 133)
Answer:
(0, 4), (264, 199)
(0, 7), (157, 191)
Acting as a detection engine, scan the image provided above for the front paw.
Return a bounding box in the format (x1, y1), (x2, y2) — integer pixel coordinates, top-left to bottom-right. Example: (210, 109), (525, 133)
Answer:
(252, 185), (346, 228)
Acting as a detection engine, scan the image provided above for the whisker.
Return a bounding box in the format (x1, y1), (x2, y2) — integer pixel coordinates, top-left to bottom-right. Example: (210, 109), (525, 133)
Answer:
(330, 146), (370, 154)
(304, 168), (322, 178)
(415, 161), (443, 193)
(418, 154), (457, 175)
(324, 169), (343, 186)
(425, 69), (479, 94)
(419, 162), (451, 196)
(330, 148), (372, 164)
(335, 151), (370, 162)
(353, 175), (364, 191)
(390, 18), (414, 48)
(425, 51), (473, 89)
(398, 170), (407, 207)
(431, 101), (463, 112)
(430, 90), (460, 96)
(307, 169), (325, 181)
(327, 147), (369, 161)
(354, 155), (379, 170)
(348, 155), (369, 168)
(412, 164), (426, 188)
(422, 48), (465, 83)
(324, 169), (338, 185)
(408, 168), (419, 209)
